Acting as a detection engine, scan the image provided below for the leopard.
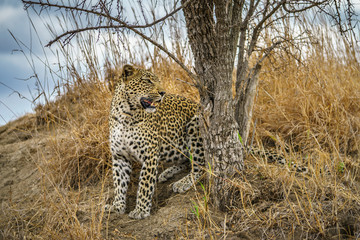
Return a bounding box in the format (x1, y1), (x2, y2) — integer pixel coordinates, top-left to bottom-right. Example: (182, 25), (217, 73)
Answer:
(105, 64), (204, 219)
(249, 147), (309, 173)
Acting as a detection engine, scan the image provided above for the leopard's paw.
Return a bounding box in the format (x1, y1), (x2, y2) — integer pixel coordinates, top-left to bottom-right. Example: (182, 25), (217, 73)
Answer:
(172, 177), (193, 193)
(104, 203), (126, 214)
(128, 208), (150, 219)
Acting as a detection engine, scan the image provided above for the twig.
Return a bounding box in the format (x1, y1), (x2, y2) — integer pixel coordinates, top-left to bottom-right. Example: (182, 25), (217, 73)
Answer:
(127, 26), (198, 84)
(248, 118), (257, 153)
(22, 0), (198, 85)
(22, 0), (183, 30)
(0, 82), (32, 102)
(283, 0), (328, 13)
(45, 25), (127, 47)
(175, 78), (195, 87)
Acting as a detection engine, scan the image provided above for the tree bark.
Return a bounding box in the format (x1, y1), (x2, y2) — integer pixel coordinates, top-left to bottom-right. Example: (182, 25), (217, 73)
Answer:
(182, 0), (244, 210)
(207, 72), (244, 210)
(235, 64), (261, 145)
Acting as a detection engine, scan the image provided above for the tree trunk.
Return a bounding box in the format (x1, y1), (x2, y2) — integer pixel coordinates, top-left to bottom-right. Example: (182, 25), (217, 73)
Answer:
(198, 67), (244, 210)
(182, 0), (244, 210)
(235, 64), (261, 145)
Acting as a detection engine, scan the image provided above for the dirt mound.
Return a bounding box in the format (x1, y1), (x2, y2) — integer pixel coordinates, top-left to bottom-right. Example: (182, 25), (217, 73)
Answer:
(0, 115), (41, 204)
(1, 110), (360, 239)
(0, 116), (208, 239)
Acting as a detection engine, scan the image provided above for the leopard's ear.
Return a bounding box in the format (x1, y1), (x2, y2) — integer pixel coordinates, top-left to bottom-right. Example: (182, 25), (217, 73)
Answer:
(122, 64), (135, 78)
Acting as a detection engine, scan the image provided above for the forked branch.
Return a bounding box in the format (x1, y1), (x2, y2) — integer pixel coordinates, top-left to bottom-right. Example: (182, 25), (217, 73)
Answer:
(22, 0), (197, 84)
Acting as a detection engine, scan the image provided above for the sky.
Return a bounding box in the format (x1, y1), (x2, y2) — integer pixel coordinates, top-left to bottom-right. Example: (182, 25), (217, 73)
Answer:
(0, 0), (178, 126)
(0, 0), (53, 125)
(0, 0), (359, 126)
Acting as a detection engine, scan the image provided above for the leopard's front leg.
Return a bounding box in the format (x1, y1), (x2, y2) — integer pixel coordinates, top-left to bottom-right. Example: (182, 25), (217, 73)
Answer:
(129, 147), (159, 219)
(105, 154), (132, 214)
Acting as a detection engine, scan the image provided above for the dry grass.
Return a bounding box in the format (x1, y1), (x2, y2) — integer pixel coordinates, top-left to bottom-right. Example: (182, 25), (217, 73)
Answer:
(1, 23), (360, 240)
(35, 80), (112, 188)
(255, 44), (360, 155)
(192, 33), (360, 239)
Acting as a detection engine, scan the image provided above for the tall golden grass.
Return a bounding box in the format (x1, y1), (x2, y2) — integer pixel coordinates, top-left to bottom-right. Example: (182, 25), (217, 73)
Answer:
(1, 20), (359, 240)
(226, 31), (360, 238)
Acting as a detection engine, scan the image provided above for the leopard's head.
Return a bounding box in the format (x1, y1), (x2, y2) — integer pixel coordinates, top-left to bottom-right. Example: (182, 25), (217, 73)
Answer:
(121, 65), (165, 113)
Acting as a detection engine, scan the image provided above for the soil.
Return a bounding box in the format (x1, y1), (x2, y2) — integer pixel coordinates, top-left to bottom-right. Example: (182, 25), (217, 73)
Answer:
(2, 114), (358, 239)
(0, 114), (221, 239)
(0, 115), (42, 205)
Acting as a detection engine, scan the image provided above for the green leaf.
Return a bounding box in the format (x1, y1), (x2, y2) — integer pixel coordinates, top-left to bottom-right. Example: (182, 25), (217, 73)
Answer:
(337, 161), (345, 173)
(269, 134), (277, 142)
(191, 202), (200, 218)
(237, 132), (243, 144)
(199, 182), (205, 191)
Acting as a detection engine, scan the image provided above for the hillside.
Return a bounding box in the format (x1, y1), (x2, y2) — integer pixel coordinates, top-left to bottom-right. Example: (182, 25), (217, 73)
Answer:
(0, 116), (185, 239)
(1, 40), (360, 239)
(0, 114), (214, 239)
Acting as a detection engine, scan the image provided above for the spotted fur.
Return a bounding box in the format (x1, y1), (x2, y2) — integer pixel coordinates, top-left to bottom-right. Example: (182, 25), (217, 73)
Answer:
(250, 148), (309, 173)
(105, 65), (204, 219)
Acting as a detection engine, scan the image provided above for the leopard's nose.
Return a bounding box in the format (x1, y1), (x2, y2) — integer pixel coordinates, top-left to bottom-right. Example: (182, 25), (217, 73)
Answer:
(159, 91), (166, 96)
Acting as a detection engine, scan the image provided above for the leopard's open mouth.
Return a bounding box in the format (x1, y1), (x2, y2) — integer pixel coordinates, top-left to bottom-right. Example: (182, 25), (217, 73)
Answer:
(140, 97), (157, 110)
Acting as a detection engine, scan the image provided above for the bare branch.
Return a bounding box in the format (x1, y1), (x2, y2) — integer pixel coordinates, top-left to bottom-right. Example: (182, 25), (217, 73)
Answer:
(22, 0), (184, 30)
(235, 0), (259, 94)
(45, 25), (127, 47)
(283, 0), (328, 13)
(0, 82), (33, 102)
(248, 0), (286, 54)
(128, 25), (198, 84)
(175, 78), (196, 87)
(23, 0), (197, 84)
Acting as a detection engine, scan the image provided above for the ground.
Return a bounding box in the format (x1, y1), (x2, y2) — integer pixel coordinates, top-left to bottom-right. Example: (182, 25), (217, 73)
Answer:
(0, 115), (219, 239)
(1, 112), (359, 239)
(0, 115), (41, 209)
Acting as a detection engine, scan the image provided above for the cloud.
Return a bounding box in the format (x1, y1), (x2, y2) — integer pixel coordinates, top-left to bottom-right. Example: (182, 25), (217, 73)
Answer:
(0, 5), (28, 53)
(0, 5), (23, 25)
(0, 2), (50, 125)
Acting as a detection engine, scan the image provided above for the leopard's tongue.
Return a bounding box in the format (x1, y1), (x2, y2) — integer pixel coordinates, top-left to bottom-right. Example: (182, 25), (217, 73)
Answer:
(140, 97), (156, 109)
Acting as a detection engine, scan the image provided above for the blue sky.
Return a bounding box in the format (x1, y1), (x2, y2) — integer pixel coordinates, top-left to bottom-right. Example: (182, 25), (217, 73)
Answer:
(0, 0), (52, 125)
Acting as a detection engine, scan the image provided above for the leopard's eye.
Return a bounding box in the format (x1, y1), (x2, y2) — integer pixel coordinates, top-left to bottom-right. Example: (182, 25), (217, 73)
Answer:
(142, 77), (153, 84)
